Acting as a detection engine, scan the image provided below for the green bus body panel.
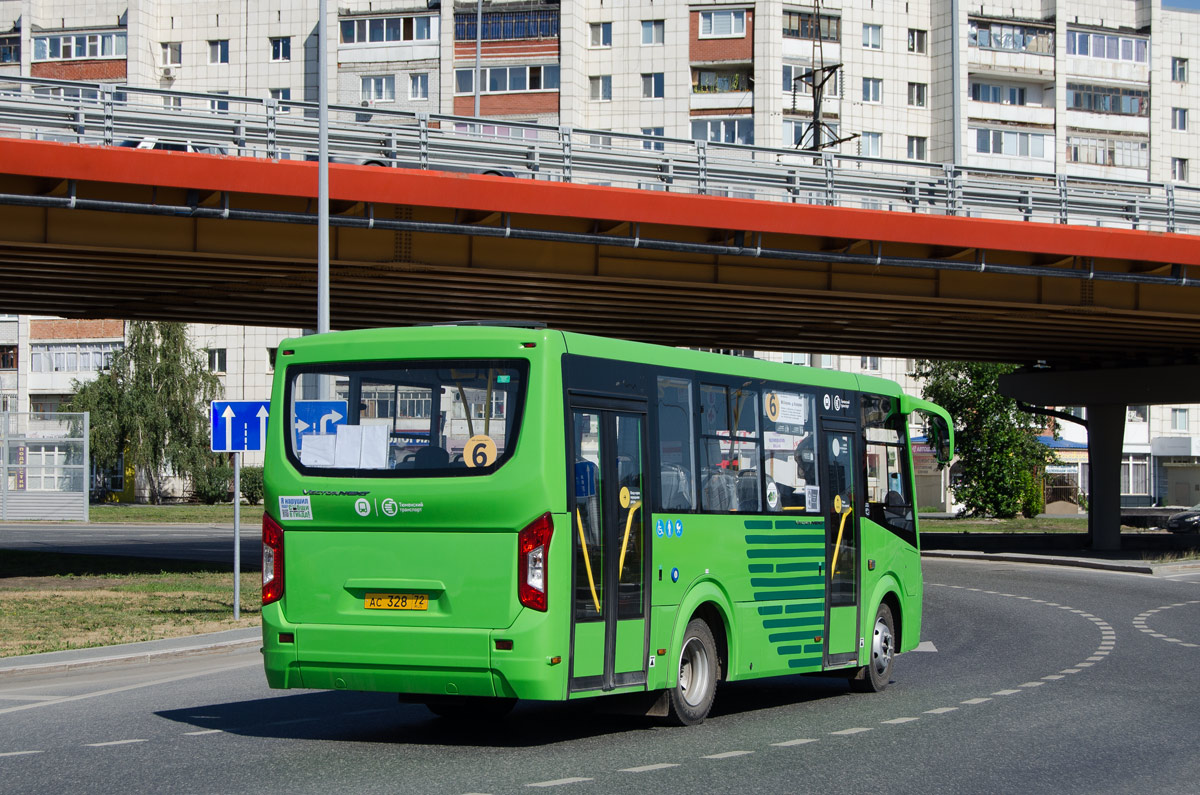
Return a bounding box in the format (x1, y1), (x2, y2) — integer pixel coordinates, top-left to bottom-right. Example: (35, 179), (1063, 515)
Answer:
(260, 325), (934, 704)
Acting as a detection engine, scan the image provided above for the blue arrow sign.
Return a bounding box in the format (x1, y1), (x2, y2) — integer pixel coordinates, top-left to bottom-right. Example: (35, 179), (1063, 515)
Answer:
(211, 400), (271, 452)
(293, 399), (348, 451)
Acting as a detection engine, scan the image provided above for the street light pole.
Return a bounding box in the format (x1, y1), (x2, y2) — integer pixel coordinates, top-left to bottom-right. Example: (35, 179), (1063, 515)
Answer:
(317, 0), (330, 335)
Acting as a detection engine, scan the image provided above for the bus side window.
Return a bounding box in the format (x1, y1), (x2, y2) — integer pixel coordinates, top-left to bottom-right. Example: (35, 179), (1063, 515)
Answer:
(699, 384), (761, 513)
(862, 394), (915, 538)
(762, 389), (818, 513)
(656, 376), (696, 511)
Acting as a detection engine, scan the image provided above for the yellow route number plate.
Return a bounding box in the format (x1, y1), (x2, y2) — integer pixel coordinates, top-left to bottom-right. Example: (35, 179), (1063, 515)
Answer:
(365, 592), (428, 611)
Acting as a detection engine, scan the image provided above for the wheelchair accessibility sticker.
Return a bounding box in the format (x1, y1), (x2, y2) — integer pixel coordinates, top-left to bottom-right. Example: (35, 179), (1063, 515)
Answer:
(656, 518), (684, 538)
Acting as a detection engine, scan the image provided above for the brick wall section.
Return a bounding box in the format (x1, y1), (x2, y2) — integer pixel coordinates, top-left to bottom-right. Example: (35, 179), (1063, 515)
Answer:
(453, 91), (559, 116)
(30, 319), (124, 341)
(690, 107), (754, 117)
(454, 40), (559, 60)
(690, 9), (754, 63)
(31, 60), (127, 80)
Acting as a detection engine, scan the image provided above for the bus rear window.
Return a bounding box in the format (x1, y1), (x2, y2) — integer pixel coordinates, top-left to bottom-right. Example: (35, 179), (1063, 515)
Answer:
(286, 360), (527, 476)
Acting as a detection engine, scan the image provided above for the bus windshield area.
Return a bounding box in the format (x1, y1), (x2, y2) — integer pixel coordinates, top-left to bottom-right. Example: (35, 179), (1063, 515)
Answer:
(286, 360), (527, 475)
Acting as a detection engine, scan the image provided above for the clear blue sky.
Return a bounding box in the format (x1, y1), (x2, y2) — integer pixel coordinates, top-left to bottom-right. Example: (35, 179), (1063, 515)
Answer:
(1163, 0), (1200, 10)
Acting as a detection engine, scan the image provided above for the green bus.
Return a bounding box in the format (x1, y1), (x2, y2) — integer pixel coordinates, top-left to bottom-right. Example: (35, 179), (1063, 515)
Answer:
(261, 325), (953, 724)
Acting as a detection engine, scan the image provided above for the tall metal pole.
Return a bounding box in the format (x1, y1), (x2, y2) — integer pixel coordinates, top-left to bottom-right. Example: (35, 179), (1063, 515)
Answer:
(473, 0), (482, 116)
(317, 0), (330, 334)
(233, 451), (241, 620)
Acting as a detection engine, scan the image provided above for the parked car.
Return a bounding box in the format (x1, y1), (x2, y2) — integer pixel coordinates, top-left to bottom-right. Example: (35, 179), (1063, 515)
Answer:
(117, 137), (227, 155)
(1166, 503), (1200, 533)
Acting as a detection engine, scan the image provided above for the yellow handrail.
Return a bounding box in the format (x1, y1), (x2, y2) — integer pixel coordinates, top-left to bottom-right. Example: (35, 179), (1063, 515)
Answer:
(830, 505), (853, 576)
(618, 500), (642, 579)
(576, 508), (602, 614)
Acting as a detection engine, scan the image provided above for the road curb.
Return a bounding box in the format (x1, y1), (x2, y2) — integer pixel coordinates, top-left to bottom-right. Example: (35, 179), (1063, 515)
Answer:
(0, 636), (260, 679)
(923, 549), (1159, 574)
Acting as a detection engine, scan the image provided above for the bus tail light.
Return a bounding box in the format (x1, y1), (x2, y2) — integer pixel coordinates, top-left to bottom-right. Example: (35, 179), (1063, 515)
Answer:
(263, 513), (285, 605)
(518, 513), (553, 612)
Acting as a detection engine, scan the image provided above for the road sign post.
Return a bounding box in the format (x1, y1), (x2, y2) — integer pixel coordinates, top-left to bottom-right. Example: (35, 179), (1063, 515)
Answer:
(211, 400), (271, 620)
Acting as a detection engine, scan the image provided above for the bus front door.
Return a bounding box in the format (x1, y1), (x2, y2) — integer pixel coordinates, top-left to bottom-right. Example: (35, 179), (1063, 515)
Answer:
(569, 407), (649, 693)
(822, 421), (861, 667)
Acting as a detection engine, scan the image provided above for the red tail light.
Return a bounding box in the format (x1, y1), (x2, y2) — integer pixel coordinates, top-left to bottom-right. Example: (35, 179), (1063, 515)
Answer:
(518, 513), (553, 612)
(263, 513), (284, 605)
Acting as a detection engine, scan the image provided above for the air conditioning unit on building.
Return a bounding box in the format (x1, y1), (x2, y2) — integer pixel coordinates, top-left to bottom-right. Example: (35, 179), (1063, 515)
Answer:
(161, 66), (176, 79)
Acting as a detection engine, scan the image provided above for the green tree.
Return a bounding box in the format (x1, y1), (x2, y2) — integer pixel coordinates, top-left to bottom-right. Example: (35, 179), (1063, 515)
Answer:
(911, 360), (1056, 518)
(65, 322), (223, 504)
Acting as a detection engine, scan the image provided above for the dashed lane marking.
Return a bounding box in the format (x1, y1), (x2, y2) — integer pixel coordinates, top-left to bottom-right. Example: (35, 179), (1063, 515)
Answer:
(992, 690), (1022, 696)
(621, 764), (680, 773)
(960, 698), (991, 705)
(880, 718), (919, 725)
(771, 738), (819, 746)
(829, 728), (872, 735)
(703, 751), (754, 759)
(0, 751), (43, 757)
(924, 707), (958, 714)
(85, 739), (147, 747)
(527, 778), (592, 788)
(1042, 675), (1065, 681)
(183, 729), (223, 736)
(1019, 682), (1045, 688)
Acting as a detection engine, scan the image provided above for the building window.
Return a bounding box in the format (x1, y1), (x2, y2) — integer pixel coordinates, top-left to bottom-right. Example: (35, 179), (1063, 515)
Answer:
(589, 75), (612, 101)
(642, 20), (665, 45)
(973, 127), (1048, 158)
(590, 22), (611, 47)
(1172, 408), (1189, 431)
(1172, 57), (1188, 83)
(971, 82), (1027, 106)
(907, 82), (926, 107)
(0, 345), (15, 370)
(908, 28), (927, 53)
(862, 77), (882, 103)
(1172, 158), (1188, 181)
(861, 131), (882, 157)
(361, 75), (395, 103)
(34, 31), (127, 61)
(1066, 83), (1148, 117)
(1120, 454), (1149, 495)
(410, 73), (429, 100)
(0, 36), (19, 63)
(691, 117), (754, 145)
(784, 119), (839, 149)
(969, 21), (1054, 54)
(860, 356), (880, 371)
(1065, 30), (1148, 64)
(862, 24), (882, 50)
(455, 65), (559, 95)
(642, 73), (665, 99)
(163, 95), (181, 109)
(343, 15), (436, 44)
(209, 92), (229, 113)
(780, 352), (809, 366)
(907, 136), (927, 160)
(161, 42), (182, 66)
(207, 348), (227, 373)
(783, 11), (839, 41)
(695, 69), (751, 93)
(453, 10), (557, 40)
(267, 348), (278, 372)
(784, 64), (839, 97)
(208, 39), (229, 64)
(819, 354), (835, 369)
(1172, 108), (1188, 131)
(1067, 135), (1148, 169)
(269, 88), (291, 110)
(1127, 405), (1149, 422)
(641, 127), (665, 151)
(30, 342), (122, 373)
(270, 36), (291, 62)
(699, 9), (745, 38)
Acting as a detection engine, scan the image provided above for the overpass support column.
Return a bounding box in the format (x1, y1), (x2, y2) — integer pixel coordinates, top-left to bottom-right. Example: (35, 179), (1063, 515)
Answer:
(1084, 404), (1125, 552)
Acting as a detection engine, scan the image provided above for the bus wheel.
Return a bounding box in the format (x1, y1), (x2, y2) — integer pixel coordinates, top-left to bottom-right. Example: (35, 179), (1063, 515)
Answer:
(669, 618), (718, 725)
(849, 602), (895, 693)
(423, 696), (516, 720)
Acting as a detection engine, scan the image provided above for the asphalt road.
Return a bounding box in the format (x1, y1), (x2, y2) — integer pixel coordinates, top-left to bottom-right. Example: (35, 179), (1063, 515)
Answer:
(2, 558), (1199, 794)
(0, 523), (260, 567)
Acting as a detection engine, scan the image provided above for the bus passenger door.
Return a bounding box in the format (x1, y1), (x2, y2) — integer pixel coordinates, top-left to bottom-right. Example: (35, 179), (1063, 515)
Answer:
(569, 406), (649, 693)
(822, 421), (860, 667)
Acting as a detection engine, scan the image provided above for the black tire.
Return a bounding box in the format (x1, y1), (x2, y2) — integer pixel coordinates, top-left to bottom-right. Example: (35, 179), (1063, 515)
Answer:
(849, 602), (895, 693)
(668, 618), (719, 725)
(423, 696), (516, 720)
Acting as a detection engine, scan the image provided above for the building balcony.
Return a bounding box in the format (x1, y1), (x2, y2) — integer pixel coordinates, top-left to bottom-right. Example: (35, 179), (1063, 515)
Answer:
(1065, 109), (1149, 135)
(967, 101), (1054, 126)
(691, 90), (752, 111)
(968, 47), (1054, 79)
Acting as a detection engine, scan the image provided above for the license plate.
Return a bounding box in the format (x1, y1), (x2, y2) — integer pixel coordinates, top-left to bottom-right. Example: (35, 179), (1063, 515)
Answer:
(365, 592), (428, 611)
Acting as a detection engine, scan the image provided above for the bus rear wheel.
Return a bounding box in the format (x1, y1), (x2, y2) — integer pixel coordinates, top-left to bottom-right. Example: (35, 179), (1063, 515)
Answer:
(849, 602), (895, 693)
(668, 618), (718, 725)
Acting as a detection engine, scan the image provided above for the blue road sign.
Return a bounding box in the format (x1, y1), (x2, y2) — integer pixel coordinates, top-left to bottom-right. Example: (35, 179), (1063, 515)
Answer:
(293, 399), (349, 450)
(211, 400), (271, 452)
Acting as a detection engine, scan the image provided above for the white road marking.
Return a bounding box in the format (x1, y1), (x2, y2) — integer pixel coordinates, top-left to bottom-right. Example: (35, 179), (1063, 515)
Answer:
(992, 689), (1022, 696)
(184, 729), (224, 736)
(1042, 675), (1065, 681)
(830, 728), (872, 735)
(0, 694), (60, 701)
(85, 739), (147, 747)
(0, 751), (44, 757)
(1076, 662), (1095, 667)
(880, 717), (919, 724)
(703, 750), (754, 759)
(621, 763), (680, 773)
(1060, 669), (1082, 674)
(961, 698), (992, 705)
(527, 778), (592, 787)
(772, 738), (819, 746)
(924, 707), (958, 714)
(1019, 681), (1045, 688)
(0, 660), (259, 716)
(912, 640), (938, 652)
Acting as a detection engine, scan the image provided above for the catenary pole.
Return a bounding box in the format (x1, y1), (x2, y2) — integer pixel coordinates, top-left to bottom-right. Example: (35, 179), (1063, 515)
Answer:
(318, 0), (330, 335)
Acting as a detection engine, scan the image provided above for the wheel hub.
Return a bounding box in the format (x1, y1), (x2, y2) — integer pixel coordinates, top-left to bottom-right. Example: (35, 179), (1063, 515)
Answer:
(871, 615), (894, 675)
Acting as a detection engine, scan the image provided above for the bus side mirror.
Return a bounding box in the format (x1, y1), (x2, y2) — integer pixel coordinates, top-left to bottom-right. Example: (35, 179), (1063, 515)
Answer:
(926, 415), (953, 465)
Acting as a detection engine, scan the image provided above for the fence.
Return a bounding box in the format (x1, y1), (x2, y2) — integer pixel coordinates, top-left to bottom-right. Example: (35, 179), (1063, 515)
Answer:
(0, 412), (89, 521)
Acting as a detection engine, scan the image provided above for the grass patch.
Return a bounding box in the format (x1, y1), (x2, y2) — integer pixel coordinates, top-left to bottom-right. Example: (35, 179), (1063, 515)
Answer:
(1142, 550), (1200, 565)
(0, 551), (259, 658)
(920, 516), (1090, 533)
(87, 503), (264, 525)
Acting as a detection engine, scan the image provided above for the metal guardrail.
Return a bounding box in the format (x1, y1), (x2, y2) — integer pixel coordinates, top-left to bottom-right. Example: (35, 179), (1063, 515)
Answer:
(1, 75), (1198, 235)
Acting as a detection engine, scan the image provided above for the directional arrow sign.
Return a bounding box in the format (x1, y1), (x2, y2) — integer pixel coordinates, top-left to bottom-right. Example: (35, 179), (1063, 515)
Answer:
(293, 400), (349, 452)
(211, 400), (272, 453)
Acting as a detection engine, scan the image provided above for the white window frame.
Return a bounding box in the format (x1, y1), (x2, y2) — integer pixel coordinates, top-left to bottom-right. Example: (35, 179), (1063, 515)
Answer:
(409, 73), (429, 101)
(641, 127), (665, 151)
(1172, 158), (1188, 181)
(341, 15), (435, 45)
(642, 72), (665, 99)
(1171, 107), (1188, 131)
(1171, 408), (1189, 431)
(270, 36), (291, 62)
(862, 24), (882, 50)
(907, 135), (927, 160)
(361, 74), (396, 104)
(589, 22), (611, 48)
(907, 28), (927, 54)
(269, 88), (291, 111)
(862, 77), (882, 103)
(208, 39), (229, 65)
(642, 20), (665, 45)
(699, 10), (746, 39)
(33, 31), (126, 62)
(907, 82), (926, 107)
(1172, 57), (1188, 83)
(589, 75), (612, 101)
(861, 131), (882, 157)
(161, 41), (182, 66)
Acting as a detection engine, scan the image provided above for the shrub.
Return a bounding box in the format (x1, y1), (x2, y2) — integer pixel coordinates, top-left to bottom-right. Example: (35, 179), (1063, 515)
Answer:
(1019, 470), (1045, 519)
(193, 460), (232, 504)
(240, 466), (264, 505)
